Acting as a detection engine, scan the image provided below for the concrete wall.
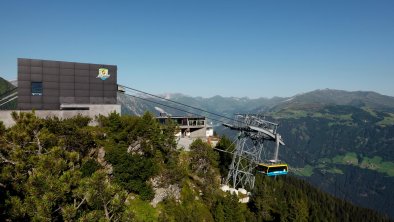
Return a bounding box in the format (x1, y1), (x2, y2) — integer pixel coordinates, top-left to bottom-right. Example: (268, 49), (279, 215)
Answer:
(17, 58), (117, 110)
(190, 127), (207, 138)
(0, 104), (121, 128)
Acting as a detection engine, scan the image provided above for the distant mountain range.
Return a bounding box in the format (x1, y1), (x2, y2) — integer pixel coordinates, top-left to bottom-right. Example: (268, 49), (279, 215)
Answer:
(118, 92), (280, 117)
(119, 88), (394, 117)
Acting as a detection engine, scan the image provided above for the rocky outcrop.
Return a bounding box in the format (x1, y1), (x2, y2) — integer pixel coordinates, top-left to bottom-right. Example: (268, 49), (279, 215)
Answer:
(97, 147), (113, 174)
(150, 176), (181, 207)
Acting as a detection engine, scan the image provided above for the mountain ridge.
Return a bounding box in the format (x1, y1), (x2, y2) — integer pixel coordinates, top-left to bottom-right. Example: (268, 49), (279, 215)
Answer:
(119, 88), (394, 116)
(271, 89), (394, 112)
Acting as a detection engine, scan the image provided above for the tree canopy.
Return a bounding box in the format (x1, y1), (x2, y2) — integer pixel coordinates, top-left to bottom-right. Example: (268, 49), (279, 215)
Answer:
(0, 111), (390, 221)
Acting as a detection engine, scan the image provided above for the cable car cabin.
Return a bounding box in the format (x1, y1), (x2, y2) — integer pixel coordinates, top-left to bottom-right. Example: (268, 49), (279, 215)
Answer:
(256, 164), (288, 176)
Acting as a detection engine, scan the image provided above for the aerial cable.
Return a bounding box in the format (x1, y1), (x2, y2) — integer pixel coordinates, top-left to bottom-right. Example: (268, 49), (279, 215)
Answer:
(122, 92), (230, 125)
(213, 133), (239, 154)
(119, 84), (241, 123)
(0, 87), (17, 100)
(213, 147), (234, 155)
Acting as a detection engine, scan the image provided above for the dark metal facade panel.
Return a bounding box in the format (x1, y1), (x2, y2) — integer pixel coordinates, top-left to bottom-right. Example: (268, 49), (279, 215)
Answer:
(18, 74), (30, 81)
(18, 81), (31, 88)
(75, 76), (89, 83)
(104, 90), (116, 97)
(18, 96), (30, 103)
(74, 63), (89, 70)
(89, 64), (100, 70)
(43, 89), (60, 96)
(17, 58), (117, 110)
(43, 61), (60, 68)
(30, 96), (42, 103)
(30, 59), (43, 67)
(43, 96), (59, 104)
(42, 104), (59, 110)
(18, 58), (30, 66)
(60, 83), (75, 90)
(31, 67), (43, 74)
(89, 70), (99, 76)
(43, 67), (60, 75)
(60, 97), (75, 103)
(108, 67), (117, 76)
(43, 75), (59, 82)
(75, 83), (88, 90)
(107, 65), (117, 71)
(90, 76), (105, 84)
(18, 103), (32, 109)
(42, 96), (59, 104)
(60, 75), (74, 83)
(75, 90), (89, 97)
(30, 74), (42, 82)
(43, 82), (59, 89)
(104, 84), (117, 91)
(60, 62), (74, 69)
(90, 83), (103, 91)
(75, 69), (89, 76)
(18, 66), (31, 74)
(106, 76), (116, 84)
(60, 68), (74, 75)
(60, 90), (75, 96)
(75, 97), (90, 103)
(103, 97), (117, 104)
(18, 88), (31, 96)
(90, 97), (104, 103)
(90, 90), (103, 97)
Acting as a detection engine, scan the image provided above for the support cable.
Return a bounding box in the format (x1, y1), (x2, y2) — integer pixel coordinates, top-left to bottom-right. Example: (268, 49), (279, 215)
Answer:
(120, 85), (240, 123)
(123, 92), (230, 125)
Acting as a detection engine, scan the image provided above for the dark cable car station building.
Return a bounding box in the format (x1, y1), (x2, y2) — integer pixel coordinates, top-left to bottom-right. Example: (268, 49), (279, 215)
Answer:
(0, 58), (121, 127)
(17, 58), (118, 110)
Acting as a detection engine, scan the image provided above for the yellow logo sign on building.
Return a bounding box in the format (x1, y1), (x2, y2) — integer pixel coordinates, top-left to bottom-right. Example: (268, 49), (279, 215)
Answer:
(97, 68), (110, 80)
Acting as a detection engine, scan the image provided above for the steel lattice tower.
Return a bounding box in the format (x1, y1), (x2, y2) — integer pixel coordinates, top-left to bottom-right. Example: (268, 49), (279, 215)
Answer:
(224, 114), (284, 190)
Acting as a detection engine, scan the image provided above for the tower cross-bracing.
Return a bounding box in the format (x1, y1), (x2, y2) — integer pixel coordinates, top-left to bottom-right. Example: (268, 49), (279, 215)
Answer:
(224, 114), (285, 190)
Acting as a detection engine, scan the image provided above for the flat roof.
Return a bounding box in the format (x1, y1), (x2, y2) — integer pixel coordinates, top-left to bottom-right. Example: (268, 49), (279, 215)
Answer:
(156, 116), (206, 119)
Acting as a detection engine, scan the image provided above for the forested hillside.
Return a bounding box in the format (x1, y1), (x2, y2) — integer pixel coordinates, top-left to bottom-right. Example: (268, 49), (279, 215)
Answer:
(0, 112), (390, 221)
(268, 105), (394, 218)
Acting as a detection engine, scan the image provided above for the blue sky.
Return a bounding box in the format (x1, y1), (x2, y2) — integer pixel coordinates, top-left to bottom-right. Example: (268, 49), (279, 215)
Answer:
(0, 0), (393, 98)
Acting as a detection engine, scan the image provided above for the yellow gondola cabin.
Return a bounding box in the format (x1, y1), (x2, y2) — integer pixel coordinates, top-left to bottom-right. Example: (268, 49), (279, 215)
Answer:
(256, 163), (288, 176)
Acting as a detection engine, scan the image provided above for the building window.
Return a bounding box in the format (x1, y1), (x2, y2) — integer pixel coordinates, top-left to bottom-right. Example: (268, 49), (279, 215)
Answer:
(31, 82), (43, 96)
